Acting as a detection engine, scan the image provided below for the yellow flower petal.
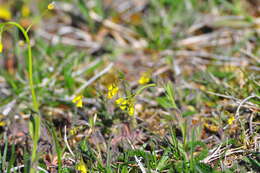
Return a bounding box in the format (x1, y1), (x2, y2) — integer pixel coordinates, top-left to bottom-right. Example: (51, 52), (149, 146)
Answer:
(0, 43), (3, 53)
(76, 99), (83, 107)
(116, 98), (124, 104)
(0, 7), (12, 20)
(107, 84), (119, 99)
(0, 121), (6, 127)
(70, 129), (77, 135)
(121, 100), (128, 105)
(72, 95), (82, 103)
(108, 84), (114, 90)
(119, 104), (127, 111)
(76, 160), (87, 173)
(138, 73), (150, 85)
(72, 95), (83, 107)
(47, 2), (55, 10)
(128, 106), (134, 116)
(116, 97), (135, 115)
(228, 116), (235, 125)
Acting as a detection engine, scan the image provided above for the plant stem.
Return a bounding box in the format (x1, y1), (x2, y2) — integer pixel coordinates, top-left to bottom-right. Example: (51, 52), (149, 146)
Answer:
(5, 22), (39, 112)
(4, 22), (40, 173)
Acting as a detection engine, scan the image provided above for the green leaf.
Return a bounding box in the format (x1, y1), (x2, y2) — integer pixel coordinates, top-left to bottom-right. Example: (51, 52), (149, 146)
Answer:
(51, 127), (62, 173)
(195, 162), (213, 173)
(182, 110), (197, 117)
(156, 96), (173, 109)
(7, 144), (16, 173)
(135, 83), (156, 97)
(156, 153), (169, 171)
(164, 82), (178, 109)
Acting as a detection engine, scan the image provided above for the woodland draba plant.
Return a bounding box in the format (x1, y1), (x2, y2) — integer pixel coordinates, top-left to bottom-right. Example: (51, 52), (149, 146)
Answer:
(0, 22), (40, 173)
(0, 2), (55, 173)
(105, 75), (155, 117)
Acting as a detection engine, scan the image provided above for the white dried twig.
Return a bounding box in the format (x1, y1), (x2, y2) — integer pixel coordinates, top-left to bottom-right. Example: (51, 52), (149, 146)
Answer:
(72, 59), (101, 77)
(5, 165), (49, 173)
(127, 138), (147, 173)
(71, 63), (114, 99)
(202, 144), (222, 163)
(235, 94), (259, 117)
(64, 125), (75, 157)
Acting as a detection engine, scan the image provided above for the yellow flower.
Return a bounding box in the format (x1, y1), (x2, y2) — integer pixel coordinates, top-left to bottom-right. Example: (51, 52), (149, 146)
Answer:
(116, 98), (127, 110)
(115, 97), (135, 116)
(47, 2), (55, 10)
(115, 98), (124, 105)
(0, 121), (6, 127)
(0, 114), (6, 126)
(228, 116), (235, 125)
(107, 83), (119, 99)
(0, 43), (3, 53)
(76, 160), (87, 173)
(0, 7), (12, 20)
(138, 72), (150, 85)
(70, 127), (78, 135)
(70, 126), (84, 135)
(72, 95), (83, 108)
(128, 105), (134, 116)
(21, 5), (30, 17)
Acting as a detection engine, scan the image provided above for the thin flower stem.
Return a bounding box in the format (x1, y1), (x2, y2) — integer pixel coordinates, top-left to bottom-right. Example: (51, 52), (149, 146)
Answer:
(134, 83), (156, 97)
(3, 22), (40, 173)
(5, 22), (39, 112)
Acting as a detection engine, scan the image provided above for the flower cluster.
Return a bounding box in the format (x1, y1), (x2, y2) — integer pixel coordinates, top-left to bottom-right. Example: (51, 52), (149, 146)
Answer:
(104, 73), (152, 116)
(228, 116), (235, 125)
(47, 2), (55, 10)
(107, 83), (119, 99)
(0, 7), (11, 20)
(0, 114), (6, 127)
(76, 160), (87, 173)
(138, 72), (151, 85)
(0, 42), (2, 53)
(69, 126), (84, 135)
(115, 97), (135, 116)
(106, 82), (135, 116)
(72, 95), (83, 108)
(72, 72), (152, 115)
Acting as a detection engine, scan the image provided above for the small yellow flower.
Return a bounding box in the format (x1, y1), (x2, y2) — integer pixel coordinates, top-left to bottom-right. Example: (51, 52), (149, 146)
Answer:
(115, 97), (135, 116)
(0, 121), (6, 127)
(107, 83), (119, 99)
(138, 72), (150, 85)
(47, 2), (55, 10)
(21, 5), (30, 17)
(115, 98), (124, 105)
(228, 116), (235, 125)
(70, 127), (78, 135)
(116, 98), (127, 110)
(119, 103), (127, 111)
(76, 160), (87, 173)
(72, 95), (83, 108)
(0, 7), (12, 20)
(128, 105), (134, 116)
(0, 43), (3, 53)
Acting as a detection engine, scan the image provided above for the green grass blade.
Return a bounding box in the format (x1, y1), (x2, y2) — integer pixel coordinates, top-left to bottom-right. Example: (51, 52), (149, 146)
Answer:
(50, 127), (62, 173)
